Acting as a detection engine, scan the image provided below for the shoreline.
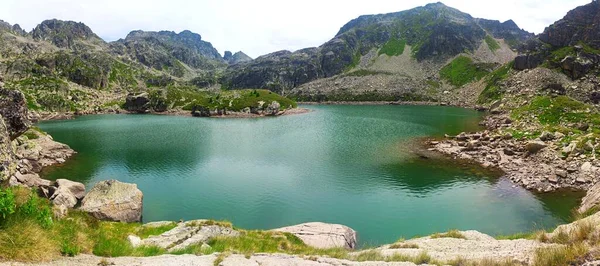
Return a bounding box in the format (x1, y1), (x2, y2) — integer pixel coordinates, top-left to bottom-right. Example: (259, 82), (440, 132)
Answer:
(35, 107), (312, 121)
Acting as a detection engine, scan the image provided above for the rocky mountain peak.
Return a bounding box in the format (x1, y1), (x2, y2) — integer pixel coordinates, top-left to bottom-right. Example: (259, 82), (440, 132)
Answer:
(539, 0), (600, 49)
(31, 19), (104, 48)
(223, 51), (252, 64)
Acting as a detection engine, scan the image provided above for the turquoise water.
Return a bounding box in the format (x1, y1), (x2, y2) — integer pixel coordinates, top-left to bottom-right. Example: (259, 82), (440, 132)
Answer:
(39, 105), (582, 246)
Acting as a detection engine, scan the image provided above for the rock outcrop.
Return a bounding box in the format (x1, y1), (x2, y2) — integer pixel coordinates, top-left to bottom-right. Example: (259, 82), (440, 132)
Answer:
(130, 220), (239, 252)
(124, 93), (150, 113)
(580, 182), (600, 214)
(273, 222), (357, 250)
(223, 51), (252, 64)
(0, 87), (30, 140)
(50, 179), (86, 208)
(80, 180), (143, 222)
(539, 1), (600, 49)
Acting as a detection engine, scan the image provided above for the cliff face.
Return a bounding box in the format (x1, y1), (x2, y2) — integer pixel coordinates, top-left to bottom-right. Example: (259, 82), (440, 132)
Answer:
(0, 75), (30, 180)
(539, 0), (600, 49)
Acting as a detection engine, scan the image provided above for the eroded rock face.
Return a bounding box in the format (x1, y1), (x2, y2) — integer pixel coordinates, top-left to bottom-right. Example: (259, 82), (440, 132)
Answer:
(80, 180), (143, 222)
(273, 222), (357, 249)
(538, 1), (600, 49)
(264, 101), (281, 116)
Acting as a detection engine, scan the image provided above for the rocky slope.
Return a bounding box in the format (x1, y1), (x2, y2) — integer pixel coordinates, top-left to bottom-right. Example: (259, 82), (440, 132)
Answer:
(223, 2), (532, 97)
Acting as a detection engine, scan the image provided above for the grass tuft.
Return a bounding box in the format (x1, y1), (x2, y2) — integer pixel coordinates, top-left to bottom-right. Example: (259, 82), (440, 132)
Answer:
(431, 230), (466, 239)
(533, 244), (588, 266)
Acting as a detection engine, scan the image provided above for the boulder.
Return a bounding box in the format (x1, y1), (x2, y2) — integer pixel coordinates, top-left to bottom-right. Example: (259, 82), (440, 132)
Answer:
(264, 101), (281, 116)
(50, 179), (85, 208)
(580, 182), (600, 214)
(80, 180), (143, 222)
(525, 141), (547, 153)
(124, 93), (150, 113)
(273, 222), (357, 249)
(14, 172), (51, 187)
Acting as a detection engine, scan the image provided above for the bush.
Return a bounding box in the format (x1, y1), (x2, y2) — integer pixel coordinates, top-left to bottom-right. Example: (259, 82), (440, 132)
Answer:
(0, 188), (16, 219)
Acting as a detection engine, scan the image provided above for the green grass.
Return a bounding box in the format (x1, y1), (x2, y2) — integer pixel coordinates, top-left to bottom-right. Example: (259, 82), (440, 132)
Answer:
(430, 230), (466, 239)
(164, 87), (297, 111)
(379, 38), (406, 56)
(485, 35), (501, 52)
(478, 61), (513, 104)
(440, 56), (493, 87)
(136, 223), (177, 239)
(512, 96), (600, 126)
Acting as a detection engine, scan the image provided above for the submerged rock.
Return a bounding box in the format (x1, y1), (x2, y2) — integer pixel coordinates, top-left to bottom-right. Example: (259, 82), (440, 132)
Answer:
(273, 222), (357, 249)
(80, 180), (143, 222)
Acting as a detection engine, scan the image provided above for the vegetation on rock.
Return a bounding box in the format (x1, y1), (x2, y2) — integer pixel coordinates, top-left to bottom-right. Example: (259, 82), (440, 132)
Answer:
(440, 56), (494, 87)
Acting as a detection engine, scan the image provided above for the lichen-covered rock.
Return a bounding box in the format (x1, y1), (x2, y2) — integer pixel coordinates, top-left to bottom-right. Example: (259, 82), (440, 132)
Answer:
(525, 140), (547, 153)
(273, 222), (357, 249)
(80, 180), (143, 222)
(0, 118), (16, 181)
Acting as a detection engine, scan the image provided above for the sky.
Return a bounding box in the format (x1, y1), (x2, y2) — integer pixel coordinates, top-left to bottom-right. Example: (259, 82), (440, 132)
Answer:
(1, 0), (592, 58)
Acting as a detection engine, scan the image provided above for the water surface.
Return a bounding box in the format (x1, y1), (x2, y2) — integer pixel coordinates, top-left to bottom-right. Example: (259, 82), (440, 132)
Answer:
(39, 105), (582, 246)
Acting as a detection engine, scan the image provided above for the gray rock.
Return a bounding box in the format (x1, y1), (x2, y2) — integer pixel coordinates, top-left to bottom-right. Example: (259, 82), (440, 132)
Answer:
(50, 179), (86, 208)
(581, 162), (593, 172)
(273, 222), (357, 249)
(264, 101), (281, 116)
(580, 182), (600, 214)
(133, 220), (239, 251)
(525, 141), (547, 153)
(14, 172), (51, 187)
(0, 89), (30, 140)
(80, 180), (143, 222)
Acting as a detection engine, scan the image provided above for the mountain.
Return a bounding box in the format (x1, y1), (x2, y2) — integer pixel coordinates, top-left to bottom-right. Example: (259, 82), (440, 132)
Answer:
(223, 51), (252, 64)
(110, 30), (226, 78)
(222, 2), (533, 96)
(539, 0), (600, 49)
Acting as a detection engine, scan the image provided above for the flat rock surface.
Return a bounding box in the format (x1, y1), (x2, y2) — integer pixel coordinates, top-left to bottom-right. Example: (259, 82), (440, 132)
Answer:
(374, 230), (550, 264)
(273, 222), (357, 249)
(134, 220), (239, 251)
(0, 254), (422, 266)
(79, 179), (143, 222)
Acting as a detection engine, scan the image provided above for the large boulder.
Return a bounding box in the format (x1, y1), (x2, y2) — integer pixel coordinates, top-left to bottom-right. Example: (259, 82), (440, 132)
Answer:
(50, 179), (86, 208)
(273, 222), (357, 249)
(124, 93), (150, 113)
(580, 182), (600, 214)
(80, 180), (143, 222)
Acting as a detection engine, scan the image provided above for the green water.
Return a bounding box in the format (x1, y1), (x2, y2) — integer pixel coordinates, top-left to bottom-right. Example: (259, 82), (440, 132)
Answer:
(38, 105), (582, 246)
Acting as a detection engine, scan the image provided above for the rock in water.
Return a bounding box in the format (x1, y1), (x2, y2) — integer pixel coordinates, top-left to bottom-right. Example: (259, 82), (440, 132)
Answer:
(525, 141), (547, 153)
(80, 180), (143, 222)
(50, 179), (86, 208)
(580, 182), (600, 214)
(124, 93), (150, 113)
(273, 222), (357, 249)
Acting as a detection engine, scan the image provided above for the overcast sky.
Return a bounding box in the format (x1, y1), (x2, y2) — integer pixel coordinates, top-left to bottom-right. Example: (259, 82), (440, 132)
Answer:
(1, 0), (592, 58)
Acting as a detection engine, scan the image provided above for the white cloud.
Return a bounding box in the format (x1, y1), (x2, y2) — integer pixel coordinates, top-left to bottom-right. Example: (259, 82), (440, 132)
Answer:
(0, 0), (592, 58)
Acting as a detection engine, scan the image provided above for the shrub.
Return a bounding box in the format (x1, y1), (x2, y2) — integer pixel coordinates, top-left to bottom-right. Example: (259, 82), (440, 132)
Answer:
(0, 188), (16, 219)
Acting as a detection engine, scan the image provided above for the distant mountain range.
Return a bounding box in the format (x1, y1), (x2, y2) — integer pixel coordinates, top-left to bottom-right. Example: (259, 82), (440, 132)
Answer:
(0, 1), (598, 111)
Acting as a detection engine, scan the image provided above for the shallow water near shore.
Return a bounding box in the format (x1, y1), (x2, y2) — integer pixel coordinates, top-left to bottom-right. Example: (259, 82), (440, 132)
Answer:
(39, 105), (583, 246)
